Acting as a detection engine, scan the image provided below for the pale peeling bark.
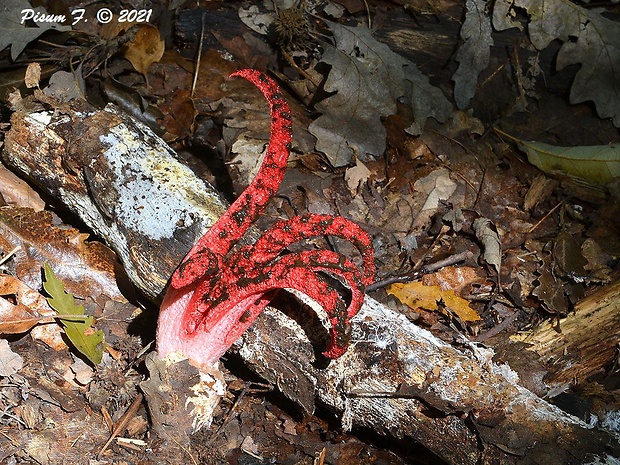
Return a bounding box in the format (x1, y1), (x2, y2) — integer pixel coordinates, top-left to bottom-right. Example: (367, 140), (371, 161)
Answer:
(4, 98), (227, 299)
(240, 299), (620, 465)
(3, 98), (619, 464)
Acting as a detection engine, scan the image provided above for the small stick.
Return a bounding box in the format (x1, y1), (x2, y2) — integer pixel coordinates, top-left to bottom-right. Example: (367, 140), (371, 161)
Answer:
(362, 0), (372, 28)
(100, 405), (114, 431)
(0, 246), (21, 266)
(474, 309), (520, 343)
(527, 199), (565, 234)
(98, 393), (144, 458)
(366, 250), (474, 292)
(207, 385), (249, 444)
(190, 13), (206, 98)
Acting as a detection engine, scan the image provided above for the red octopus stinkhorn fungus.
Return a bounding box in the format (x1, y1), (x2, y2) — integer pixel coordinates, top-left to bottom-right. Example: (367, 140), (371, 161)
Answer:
(156, 69), (375, 372)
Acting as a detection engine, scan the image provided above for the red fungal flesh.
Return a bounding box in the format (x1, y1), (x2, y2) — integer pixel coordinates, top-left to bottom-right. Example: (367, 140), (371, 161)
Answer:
(156, 69), (375, 369)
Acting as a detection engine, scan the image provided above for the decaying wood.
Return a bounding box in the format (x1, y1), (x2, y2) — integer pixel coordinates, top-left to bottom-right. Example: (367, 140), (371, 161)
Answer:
(511, 279), (620, 391)
(3, 98), (619, 465)
(3, 96), (228, 300)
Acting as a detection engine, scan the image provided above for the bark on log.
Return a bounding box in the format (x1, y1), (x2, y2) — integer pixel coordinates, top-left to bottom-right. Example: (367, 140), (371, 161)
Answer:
(4, 96), (229, 300)
(511, 278), (620, 391)
(3, 97), (619, 465)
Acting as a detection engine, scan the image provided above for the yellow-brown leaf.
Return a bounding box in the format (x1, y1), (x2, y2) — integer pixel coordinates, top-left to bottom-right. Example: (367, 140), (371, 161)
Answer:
(388, 281), (481, 322)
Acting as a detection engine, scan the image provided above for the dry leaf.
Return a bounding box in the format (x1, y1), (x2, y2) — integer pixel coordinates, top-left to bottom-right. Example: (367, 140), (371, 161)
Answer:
(473, 217), (501, 274)
(0, 338), (23, 376)
(123, 25), (165, 76)
(0, 0), (70, 60)
(388, 281), (481, 322)
(494, 0), (620, 127)
(422, 266), (481, 295)
(0, 164), (45, 210)
(0, 297), (41, 334)
(309, 21), (451, 166)
(581, 239), (612, 282)
(523, 175), (558, 211)
(453, 0), (493, 109)
(0, 207), (126, 302)
(31, 322), (66, 350)
(0, 273), (66, 349)
(43, 70), (84, 102)
(533, 262), (568, 314)
(67, 358), (94, 386)
(0, 273), (53, 334)
(554, 231), (588, 281)
(414, 169), (457, 211)
(100, 19), (134, 41)
(344, 158), (371, 194)
(24, 62), (41, 89)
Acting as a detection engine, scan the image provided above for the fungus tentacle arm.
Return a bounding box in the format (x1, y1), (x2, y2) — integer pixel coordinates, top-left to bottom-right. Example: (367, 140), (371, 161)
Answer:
(157, 70), (375, 369)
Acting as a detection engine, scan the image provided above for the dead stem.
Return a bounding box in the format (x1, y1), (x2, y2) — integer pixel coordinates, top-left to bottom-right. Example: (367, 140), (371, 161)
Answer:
(98, 393), (144, 458)
(366, 250), (474, 292)
(527, 199), (565, 234)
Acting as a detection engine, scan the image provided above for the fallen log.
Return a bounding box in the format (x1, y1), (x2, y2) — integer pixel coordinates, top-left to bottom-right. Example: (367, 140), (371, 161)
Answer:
(511, 278), (620, 392)
(3, 95), (619, 464)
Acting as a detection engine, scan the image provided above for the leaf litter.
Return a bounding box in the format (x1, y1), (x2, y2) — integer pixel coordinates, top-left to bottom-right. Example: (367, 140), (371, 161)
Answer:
(310, 21), (452, 166)
(492, 0), (620, 126)
(0, 0), (619, 463)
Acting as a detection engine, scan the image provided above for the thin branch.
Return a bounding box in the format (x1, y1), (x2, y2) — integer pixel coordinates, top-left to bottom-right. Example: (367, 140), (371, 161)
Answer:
(367, 250), (474, 292)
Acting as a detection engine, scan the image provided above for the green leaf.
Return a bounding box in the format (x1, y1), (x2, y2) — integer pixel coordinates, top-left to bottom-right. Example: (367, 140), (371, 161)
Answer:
(42, 263), (104, 365)
(496, 129), (620, 184)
